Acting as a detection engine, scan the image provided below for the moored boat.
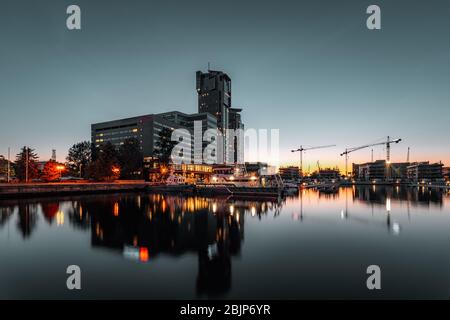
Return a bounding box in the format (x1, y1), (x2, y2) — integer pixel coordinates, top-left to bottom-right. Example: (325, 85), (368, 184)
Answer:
(195, 173), (284, 198)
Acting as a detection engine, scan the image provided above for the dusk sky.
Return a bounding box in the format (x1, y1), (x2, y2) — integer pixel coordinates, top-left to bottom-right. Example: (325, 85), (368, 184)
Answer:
(1, 0), (449, 170)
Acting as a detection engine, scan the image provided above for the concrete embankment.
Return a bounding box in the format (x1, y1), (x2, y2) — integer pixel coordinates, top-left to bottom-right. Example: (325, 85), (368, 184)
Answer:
(0, 182), (148, 199)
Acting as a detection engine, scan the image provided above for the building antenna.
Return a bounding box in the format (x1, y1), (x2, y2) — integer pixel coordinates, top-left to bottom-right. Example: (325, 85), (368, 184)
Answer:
(407, 147), (410, 163)
(208, 62), (210, 71)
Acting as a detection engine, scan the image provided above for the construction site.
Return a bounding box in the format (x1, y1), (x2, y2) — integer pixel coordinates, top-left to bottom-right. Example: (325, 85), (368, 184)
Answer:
(286, 136), (449, 187)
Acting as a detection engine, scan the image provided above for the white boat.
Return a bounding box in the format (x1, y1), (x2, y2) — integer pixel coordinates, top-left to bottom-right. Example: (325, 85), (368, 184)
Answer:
(166, 174), (186, 185)
(283, 180), (299, 190)
(210, 173), (284, 189)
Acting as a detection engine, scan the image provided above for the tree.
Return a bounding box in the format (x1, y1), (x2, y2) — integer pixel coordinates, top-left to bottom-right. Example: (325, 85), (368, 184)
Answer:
(41, 160), (61, 182)
(118, 138), (143, 179)
(87, 142), (119, 181)
(153, 127), (176, 165)
(66, 141), (92, 177)
(15, 147), (39, 182)
(153, 127), (177, 180)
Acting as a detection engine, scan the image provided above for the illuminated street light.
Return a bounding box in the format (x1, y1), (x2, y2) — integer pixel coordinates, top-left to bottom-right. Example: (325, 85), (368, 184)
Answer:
(56, 165), (65, 180)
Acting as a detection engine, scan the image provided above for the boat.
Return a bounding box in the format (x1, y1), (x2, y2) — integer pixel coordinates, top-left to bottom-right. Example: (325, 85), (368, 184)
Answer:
(195, 173), (285, 198)
(166, 174), (186, 185)
(147, 174), (194, 193)
(282, 180), (299, 195)
(317, 180), (340, 193)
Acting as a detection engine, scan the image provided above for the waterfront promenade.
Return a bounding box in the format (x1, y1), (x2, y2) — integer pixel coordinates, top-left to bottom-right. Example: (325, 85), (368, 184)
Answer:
(0, 181), (148, 199)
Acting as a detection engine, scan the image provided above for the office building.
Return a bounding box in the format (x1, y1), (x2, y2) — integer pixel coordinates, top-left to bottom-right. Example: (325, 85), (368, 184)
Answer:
(158, 111), (218, 164)
(196, 69), (244, 164)
(92, 69), (243, 166)
(92, 113), (191, 160)
(196, 70), (231, 130)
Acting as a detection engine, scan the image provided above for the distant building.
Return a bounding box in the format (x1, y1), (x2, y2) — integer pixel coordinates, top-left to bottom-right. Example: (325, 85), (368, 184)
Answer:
(389, 162), (410, 180)
(352, 163), (360, 178)
(279, 166), (300, 181)
(310, 168), (340, 181)
(0, 155), (14, 181)
(443, 167), (450, 181)
(353, 160), (410, 181)
(357, 160), (387, 181)
(407, 162), (444, 182)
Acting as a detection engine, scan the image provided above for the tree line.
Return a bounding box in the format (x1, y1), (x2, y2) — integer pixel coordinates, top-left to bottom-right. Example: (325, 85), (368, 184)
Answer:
(10, 128), (175, 182)
(12, 138), (142, 182)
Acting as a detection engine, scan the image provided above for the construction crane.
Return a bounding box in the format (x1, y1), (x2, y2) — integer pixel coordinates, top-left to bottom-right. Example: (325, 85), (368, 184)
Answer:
(291, 144), (336, 177)
(316, 161), (321, 180)
(340, 136), (402, 178)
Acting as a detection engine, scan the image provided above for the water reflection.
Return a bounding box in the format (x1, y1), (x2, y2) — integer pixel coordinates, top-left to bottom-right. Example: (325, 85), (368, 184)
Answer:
(353, 185), (444, 207)
(0, 186), (449, 299)
(84, 195), (285, 296)
(0, 194), (282, 297)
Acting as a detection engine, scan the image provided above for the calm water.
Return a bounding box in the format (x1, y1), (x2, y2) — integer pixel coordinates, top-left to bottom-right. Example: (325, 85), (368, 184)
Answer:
(1, 186), (450, 299)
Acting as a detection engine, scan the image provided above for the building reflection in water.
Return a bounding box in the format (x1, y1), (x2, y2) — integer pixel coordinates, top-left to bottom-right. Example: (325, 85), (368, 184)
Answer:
(1, 186), (446, 295)
(16, 202), (39, 239)
(352, 185), (444, 207)
(287, 185), (447, 235)
(61, 194), (280, 297)
(339, 185), (446, 235)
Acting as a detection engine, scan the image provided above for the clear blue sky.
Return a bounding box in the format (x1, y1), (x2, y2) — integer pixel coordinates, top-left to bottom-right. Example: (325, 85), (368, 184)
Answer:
(1, 0), (449, 169)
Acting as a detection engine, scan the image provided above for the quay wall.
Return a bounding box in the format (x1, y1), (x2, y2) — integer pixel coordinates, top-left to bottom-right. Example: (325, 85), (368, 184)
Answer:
(0, 182), (148, 199)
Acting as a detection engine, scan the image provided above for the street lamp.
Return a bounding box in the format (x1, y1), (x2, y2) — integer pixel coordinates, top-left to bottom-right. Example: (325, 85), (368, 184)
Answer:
(7, 147), (10, 183)
(56, 165), (65, 180)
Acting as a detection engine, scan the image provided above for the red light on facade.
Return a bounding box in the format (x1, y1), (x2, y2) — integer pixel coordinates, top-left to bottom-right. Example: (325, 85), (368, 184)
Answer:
(139, 247), (149, 262)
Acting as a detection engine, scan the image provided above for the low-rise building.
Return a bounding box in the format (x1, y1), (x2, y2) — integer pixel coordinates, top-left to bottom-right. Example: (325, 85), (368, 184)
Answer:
(318, 168), (340, 180)
(354, 160), (410, 182)
(389, 162), (410, 181)
(278, 166), (300, 181)
(443, 167), (450, 182)
(0, 155), (14, 181)
(357, 160), (387, 181)
(309, 168), (340, 181)
(407, 162), (444, 182)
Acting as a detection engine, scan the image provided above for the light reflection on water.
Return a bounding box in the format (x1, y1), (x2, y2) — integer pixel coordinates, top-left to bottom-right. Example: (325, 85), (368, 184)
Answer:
(0, 186), (449, 299)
